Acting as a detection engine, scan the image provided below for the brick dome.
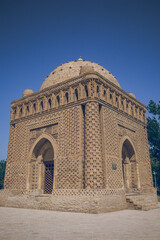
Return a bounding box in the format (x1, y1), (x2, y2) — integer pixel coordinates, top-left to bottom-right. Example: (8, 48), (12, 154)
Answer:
(40, 58), (121, 90)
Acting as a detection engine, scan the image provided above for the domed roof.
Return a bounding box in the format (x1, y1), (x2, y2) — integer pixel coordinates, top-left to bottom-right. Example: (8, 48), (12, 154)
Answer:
(23, 88), (34, 97)
(40, 58), (121, 90)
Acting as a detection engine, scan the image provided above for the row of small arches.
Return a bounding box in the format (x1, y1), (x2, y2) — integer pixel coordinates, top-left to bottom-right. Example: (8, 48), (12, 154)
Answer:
(13, 87), (82, 116)
(12, 83), (145, 122)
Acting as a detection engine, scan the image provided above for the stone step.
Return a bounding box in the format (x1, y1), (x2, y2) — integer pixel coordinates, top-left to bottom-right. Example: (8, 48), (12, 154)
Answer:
(126, 195), (158, 211)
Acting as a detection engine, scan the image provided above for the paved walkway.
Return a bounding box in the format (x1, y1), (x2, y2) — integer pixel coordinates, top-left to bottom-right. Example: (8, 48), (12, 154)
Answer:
(0, 206), (160, 240)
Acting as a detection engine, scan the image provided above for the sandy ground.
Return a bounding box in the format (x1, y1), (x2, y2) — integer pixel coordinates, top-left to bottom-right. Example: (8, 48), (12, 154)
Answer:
(0, 206), (160, 240)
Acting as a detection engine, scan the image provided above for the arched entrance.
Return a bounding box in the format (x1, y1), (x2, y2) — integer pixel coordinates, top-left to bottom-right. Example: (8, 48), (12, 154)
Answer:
(29, 137), (55, 194)
(122, 139), (139, 192)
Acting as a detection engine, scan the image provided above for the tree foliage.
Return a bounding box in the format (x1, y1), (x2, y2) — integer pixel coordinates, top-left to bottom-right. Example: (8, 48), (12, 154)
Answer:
(0, 160), (6, 189)
(147, 100), (160, 194)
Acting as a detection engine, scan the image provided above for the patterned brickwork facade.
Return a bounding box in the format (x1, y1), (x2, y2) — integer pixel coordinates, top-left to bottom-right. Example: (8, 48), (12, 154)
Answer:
(4, 125), (15, 188)
(1, 60), (157, 213)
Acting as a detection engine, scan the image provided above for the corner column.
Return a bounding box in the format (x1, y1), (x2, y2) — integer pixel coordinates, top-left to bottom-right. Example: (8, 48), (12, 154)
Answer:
(84, 101), (104, 189)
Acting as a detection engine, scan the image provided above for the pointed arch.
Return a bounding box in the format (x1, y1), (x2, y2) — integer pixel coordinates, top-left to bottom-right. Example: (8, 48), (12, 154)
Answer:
(28, 133), (58, 162)
(119, 135), (137, 161)
(120, 135), (140, 191)
(27, 133), (57, 193)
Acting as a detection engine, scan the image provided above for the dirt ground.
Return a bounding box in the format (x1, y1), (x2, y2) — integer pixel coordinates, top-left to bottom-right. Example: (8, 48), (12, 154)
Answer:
(0, 205), (160, 240)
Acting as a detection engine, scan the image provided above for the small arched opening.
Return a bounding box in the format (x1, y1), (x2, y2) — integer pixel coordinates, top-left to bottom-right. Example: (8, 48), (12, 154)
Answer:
(33, 103), (36, 113)
(48, 98), (52, 109)
(40, 101), (43, 111)
(26, 105), (29, 115)
(85, 85), (88, 97)
(121, 100), (124, 110)
(110, 93), (113, 104)
(20, 107), (23, 116)
(97, 85), (100, 97)
(116, 96), (119, 108)
(75, 88), (78, 101)
(56, 96), (60, 106)
(65, 92), (69, 103)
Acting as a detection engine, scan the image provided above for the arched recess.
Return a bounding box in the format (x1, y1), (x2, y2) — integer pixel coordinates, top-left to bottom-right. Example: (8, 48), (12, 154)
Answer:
(120, 136), (140, 192)
(27, 133), (57, 194)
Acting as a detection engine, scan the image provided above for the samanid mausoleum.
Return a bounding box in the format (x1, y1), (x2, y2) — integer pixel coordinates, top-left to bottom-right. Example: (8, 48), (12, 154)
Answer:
(0, 58), (158, 213)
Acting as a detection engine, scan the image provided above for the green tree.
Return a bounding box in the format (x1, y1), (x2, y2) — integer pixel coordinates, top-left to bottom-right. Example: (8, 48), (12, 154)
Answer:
(0, 160), (6, 189)
(147, 100), (160, 194)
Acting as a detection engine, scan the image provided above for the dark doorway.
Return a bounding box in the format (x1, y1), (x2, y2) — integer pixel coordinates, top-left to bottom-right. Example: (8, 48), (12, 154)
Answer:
(30, 138), (54, 194)
(122, 139), (139, 191)
(44, 161), (54, 194)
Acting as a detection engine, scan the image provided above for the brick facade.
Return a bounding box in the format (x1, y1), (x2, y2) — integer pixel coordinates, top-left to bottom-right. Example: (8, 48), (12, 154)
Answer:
(0, 59), (157, 213)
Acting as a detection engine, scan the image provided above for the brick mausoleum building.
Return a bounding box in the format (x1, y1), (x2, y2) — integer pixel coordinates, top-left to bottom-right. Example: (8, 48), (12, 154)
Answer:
(0, 58), (158, 213)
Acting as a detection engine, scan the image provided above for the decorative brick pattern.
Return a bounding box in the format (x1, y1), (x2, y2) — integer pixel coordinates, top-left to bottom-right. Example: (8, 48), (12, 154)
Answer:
(103, 107), (118, 156)
(56, 155), (81, 189)
(84, 102), (104, 189)
(106, 156), (123, 189)
(5, 122), (27, 190)
(30, 162), (38, 190)
(2, 60), (156, 213)
(58, 107), (80, 156)
(4, 124), (15, 188)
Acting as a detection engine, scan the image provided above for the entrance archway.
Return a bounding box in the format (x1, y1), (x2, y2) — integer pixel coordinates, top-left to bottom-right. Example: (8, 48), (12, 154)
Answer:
(122, 139), (139, 192)
(29, 136), (55, 194)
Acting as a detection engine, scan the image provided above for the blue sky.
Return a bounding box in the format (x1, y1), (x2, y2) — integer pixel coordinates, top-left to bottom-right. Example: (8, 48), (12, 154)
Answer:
(0, 0), (160, 159)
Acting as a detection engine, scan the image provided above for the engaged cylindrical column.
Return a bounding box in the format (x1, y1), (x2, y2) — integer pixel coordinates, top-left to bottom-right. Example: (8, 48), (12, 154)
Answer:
(84, 101), (104, 189)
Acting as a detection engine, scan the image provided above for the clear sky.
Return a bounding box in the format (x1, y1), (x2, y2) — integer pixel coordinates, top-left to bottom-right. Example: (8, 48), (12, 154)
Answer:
(0, 0), (160, 160)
